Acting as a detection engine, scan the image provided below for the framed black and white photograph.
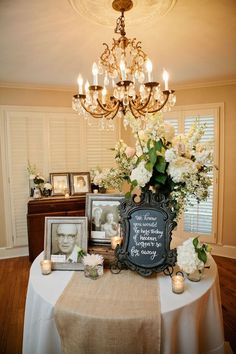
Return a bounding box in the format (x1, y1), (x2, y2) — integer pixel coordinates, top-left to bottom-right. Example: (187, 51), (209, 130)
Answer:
(50, 173), (70, 196)
(86, 193), (124, 245)
(70, 172), (91, 195)
(44, 216), (88, 270)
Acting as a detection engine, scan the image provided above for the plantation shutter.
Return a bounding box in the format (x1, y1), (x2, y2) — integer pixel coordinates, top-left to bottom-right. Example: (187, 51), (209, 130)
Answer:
(183, 115), (215, 235)
(1, 107), (120, 248)
(164, 107), (219, 242)
(86, 119), (119, 169)
(6, 110), (45, 246)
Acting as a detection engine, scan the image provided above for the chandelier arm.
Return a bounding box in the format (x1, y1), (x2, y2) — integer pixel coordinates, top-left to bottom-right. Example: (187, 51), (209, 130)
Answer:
(79, 98), (105, 118)
(128, 101), (145, 118)
(96, 98), (120, 113)
(144, 91), (170, 114)
(130, 89), (153, 111)
(105, 102), (121, 120)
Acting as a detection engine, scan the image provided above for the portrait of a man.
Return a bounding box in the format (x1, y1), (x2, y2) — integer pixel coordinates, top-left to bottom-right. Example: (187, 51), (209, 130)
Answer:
(51, 223), (84, 263)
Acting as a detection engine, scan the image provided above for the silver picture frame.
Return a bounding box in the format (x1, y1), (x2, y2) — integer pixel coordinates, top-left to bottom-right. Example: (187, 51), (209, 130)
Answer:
(44, 216), (88, 270)
(86, 193), (124, 245)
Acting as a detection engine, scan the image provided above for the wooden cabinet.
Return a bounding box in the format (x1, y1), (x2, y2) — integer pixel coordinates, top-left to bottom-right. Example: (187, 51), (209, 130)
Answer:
(27, 196), (86, 262)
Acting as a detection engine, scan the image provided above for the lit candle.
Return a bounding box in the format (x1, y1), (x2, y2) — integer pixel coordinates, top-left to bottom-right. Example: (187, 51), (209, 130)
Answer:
(120, 59), (126, 81)
(93, 189), (98, 194)
(111, 236), (123, 250)
(92, 62), (99, 85)
(77, 74), (83, 94)
(146, 58), (153, 82)
(102, 87), (107, 105)
(172, 274), (185, 294)
(85, 80), (90, 93)
(163, 69), (169, 90)
(40, 260), (52, 275)
(65, 192), (70, 199)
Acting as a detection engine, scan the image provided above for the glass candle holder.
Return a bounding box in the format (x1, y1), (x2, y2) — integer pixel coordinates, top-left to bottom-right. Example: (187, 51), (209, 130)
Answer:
(172, 274), (185, 294)
(40, 260), (52, 275)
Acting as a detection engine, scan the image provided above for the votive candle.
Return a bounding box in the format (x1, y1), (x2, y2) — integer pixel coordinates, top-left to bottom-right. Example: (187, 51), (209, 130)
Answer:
(111, 236), (123, 250)
(40, 260), (52, 275)
(172, 274), (185, 294)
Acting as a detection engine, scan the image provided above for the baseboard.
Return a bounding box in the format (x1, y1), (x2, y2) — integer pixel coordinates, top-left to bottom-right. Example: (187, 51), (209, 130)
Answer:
(0, 246), (29, 259)
(211, 244), (236, 259)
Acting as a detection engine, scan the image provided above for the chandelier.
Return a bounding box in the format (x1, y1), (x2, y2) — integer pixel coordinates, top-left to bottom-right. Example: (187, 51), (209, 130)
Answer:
(72, 0), (176, 127)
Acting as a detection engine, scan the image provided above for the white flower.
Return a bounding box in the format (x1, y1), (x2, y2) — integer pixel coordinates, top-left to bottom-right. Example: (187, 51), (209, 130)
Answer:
(177, 238), (205, 274)
(165, 148), (176, 163)
(130, 160), (152, 187)
(44, 182), (52, 190)
(82, 254), (104, 267)
(167, 158), (197, 183)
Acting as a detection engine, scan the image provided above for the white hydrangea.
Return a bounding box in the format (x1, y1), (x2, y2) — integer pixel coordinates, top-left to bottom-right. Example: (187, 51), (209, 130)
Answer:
(167, 157), (197, 183)
(165, 148), (176, 163)
(82, 254), (104, 267)
(177, 238), (204, 274)
(130, 160), (152, 187)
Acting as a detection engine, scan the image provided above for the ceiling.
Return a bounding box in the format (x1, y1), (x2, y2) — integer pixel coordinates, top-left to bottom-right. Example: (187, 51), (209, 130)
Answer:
(0, 0), (236, 90)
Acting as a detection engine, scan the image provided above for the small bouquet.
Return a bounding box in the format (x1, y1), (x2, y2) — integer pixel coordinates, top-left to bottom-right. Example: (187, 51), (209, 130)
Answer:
(177, 237), (211, 275)
(83, 254), (104, 279)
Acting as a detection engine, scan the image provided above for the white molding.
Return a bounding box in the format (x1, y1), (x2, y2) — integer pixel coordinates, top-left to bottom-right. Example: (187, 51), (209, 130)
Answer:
(174, 79), (236, 90)
(0, 246), (29, 259)
(0, 79), (236, 93)
(211, 244), (236, 259)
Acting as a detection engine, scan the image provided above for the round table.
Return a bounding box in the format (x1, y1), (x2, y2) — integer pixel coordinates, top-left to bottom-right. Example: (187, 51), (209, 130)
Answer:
(23, 253), (224, 354)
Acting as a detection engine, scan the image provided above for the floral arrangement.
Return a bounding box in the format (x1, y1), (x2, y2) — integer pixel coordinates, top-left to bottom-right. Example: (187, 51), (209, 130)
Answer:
(90, 167), (123, 191)
(27, 162), (52, 197)
(82, 253), (104, 267)
(176, 237), (211, 274)
(92, 112), (213, 217)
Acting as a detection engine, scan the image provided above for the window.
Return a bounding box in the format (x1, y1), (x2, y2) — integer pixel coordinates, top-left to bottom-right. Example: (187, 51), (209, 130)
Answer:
(0, 106), (120, 248)
(163, 105), (221, 243)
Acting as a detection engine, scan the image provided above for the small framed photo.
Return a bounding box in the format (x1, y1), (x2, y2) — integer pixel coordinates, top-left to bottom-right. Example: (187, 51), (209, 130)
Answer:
(50, 173), (70, 196)
(86, 193), (124, 245)
(44, 216), (88, 270)
(70, 172), (91, 195)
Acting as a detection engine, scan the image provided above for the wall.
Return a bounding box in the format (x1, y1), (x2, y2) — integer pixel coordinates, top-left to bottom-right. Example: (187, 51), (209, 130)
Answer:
(0, 83), (235, 255)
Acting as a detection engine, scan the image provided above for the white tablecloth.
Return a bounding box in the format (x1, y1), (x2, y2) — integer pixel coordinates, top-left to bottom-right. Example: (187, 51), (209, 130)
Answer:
(23, 253), (225, 354)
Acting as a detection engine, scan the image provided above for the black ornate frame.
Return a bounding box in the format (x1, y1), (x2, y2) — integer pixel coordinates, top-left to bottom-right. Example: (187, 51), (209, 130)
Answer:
(111, 191), (177, 277)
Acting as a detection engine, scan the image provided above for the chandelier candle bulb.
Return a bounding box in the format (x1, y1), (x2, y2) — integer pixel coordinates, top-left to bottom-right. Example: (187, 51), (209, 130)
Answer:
(172, 274), (185, 294)
(111, 236), (123, 250)
(146, 59), (153, 82)
(163, 70), (169, 90)
(77, 74), (83, 94)
(102, 87), (107, 104)
(120, 59), (126, 80)
(85, 80), (90, 93)
(92, 62), (99, 85)
(40, 260), (52, 275)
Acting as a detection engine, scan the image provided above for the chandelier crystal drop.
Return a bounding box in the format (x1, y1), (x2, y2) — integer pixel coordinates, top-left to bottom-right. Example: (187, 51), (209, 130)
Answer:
(72, 0), (176, 127)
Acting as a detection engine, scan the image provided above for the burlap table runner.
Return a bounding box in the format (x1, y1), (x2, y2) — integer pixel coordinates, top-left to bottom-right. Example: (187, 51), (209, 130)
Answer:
(54, 270), (161, 354)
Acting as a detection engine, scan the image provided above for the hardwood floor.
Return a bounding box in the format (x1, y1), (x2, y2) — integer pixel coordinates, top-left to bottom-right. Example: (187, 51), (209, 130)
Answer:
(0, 255), (235, 354)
